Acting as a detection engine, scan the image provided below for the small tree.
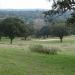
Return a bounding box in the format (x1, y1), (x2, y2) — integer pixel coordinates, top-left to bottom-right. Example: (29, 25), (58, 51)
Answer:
(40, 26), (50, 39)
(1, 17), (24, 44)
(67, 12), (75, 35)
(67, 12), (75, 26)
(51, 23), (68, 42)
(0, 21), (3, 41)
(19, 23), (34, 40)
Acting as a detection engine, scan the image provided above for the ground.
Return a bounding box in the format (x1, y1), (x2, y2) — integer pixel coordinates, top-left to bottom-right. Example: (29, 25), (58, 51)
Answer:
(0, 36), (75, 75)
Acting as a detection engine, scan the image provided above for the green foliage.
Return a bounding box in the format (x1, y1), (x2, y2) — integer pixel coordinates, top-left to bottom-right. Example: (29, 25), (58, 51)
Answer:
(30, 44), (60, 55)
(51, 0), (75, 13)
(40, 26), (50, 38)
(1, 17), (25, 44)
(67, 12), (75, 25)
(51, 23), (68, 42)
(66, 12), (75, 35)
(0, 21), (3, 41)
(19, 23), (34, 40)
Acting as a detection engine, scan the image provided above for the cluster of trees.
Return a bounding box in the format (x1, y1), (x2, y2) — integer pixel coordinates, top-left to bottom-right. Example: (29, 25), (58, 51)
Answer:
(0, 0), (75, 44)
(35, 22), (69, 42)
(0, 15), (74, 44)
(41, 0), (75, 42)
(0, 16), (68, 44)
(0, 17), (34, 44)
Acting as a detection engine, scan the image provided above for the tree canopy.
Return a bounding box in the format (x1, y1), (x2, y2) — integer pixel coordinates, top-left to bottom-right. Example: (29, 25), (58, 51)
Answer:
(1, 17), (25, 44)
(51, 23), (68, 42)
(51, 0), (75, 12)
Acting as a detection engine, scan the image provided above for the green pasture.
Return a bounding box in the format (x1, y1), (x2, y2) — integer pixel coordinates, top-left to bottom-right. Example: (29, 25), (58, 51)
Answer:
(0, 36), (75, 75)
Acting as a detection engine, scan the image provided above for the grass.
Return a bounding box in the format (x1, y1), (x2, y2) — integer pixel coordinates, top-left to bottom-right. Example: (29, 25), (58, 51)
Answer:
(0, 36), (75, 75)
(30, 44), (60, 54)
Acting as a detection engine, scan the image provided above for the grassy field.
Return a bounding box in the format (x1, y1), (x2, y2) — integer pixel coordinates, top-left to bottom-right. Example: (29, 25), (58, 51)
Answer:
(0, 36), (75, 75)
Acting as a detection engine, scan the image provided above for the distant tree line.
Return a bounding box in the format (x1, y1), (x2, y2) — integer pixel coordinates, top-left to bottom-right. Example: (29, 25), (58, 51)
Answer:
(0, 12), (75, 44)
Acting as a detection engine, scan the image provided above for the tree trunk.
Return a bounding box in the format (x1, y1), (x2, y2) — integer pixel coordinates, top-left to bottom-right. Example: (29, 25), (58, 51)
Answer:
(10, 38), (13, 44)
(43, 36), (46, 39)
(24, 37), (27, 40)
(47, 35), (48, 38)
(0, 36), (1, 41)
(60, 36), (63, 43)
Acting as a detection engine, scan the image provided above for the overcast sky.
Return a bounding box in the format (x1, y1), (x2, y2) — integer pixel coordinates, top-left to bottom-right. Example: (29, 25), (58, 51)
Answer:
(0, 0), (52, 9)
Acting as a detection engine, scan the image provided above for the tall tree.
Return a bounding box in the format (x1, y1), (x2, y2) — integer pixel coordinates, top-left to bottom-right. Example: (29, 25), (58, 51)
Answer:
(44, 0), (75, 17)
(50, 0), (75, 13)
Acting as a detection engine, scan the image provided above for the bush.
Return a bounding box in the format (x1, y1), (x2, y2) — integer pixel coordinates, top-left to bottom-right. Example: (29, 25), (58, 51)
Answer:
(30, 44), (60, 55)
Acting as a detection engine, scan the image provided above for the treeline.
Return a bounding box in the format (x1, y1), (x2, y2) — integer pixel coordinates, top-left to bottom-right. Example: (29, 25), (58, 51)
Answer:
(0, 11), (74, 44)
(0, 10), (44, 22)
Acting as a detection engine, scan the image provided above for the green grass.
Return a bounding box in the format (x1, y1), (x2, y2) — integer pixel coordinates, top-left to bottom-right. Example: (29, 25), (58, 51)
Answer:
(0, 36), (75, 75)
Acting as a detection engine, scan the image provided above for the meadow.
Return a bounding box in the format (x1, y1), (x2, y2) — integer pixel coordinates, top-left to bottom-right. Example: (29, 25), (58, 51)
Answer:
(0, 36), (75, 75)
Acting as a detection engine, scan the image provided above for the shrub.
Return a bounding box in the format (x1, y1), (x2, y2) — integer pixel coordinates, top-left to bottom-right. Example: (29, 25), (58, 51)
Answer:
(30, 44), (60, 55)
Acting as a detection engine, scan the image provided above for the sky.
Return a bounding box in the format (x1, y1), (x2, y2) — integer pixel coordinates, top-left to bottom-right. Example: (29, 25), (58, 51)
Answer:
(0, 0), (52, 9)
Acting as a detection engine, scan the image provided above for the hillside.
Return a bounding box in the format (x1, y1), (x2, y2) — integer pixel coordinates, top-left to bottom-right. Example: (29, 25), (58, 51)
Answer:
(0, 9), (71, 23)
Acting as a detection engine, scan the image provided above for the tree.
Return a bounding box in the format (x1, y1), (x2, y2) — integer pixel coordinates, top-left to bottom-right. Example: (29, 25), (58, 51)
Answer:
(67, 12), (75, 25)
(44, 0), (75, 18)
(33, 19), (46, 38)
(50, 0), (75, 13)
(51, 23), (68, 42)
(67, 12), (75, 34)
(1, 17), (24, 44)
(24, 25), (33, 40)
(0, 21), (4, 41)
(40, 26), (51, 39)
(19, 22), (34, 40)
